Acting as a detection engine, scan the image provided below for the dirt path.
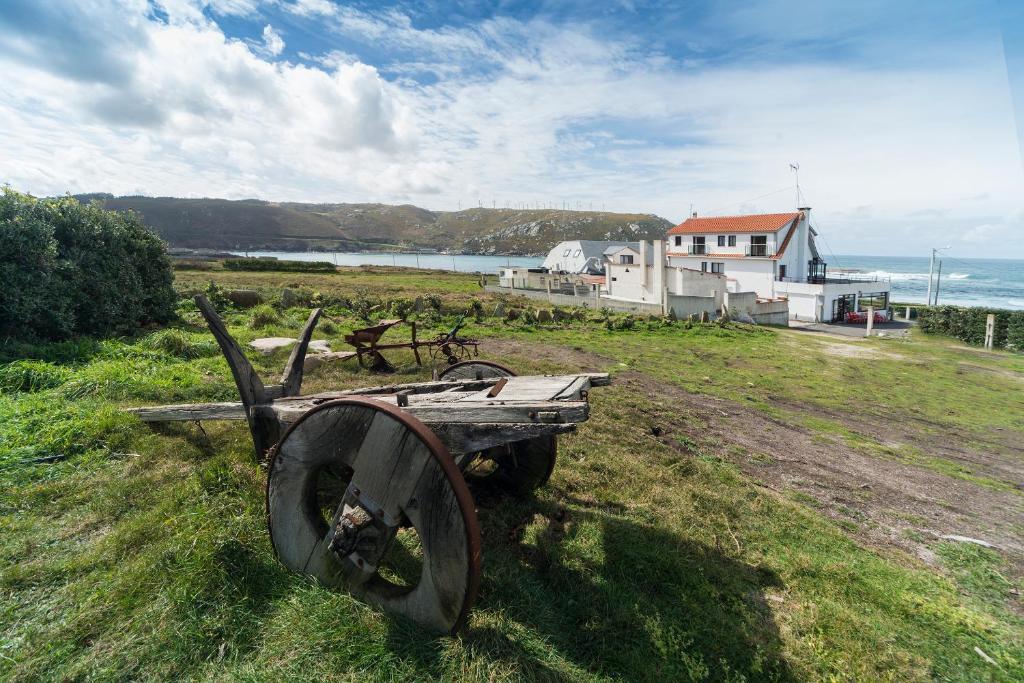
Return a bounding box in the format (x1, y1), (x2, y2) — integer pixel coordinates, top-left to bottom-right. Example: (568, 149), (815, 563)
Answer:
(485, 339), (1024, 575)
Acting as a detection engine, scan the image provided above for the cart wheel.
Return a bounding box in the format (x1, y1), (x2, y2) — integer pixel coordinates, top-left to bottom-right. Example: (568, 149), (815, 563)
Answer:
(464, 435), (558, 496)
(439, 361), (558, 496)
(266, 398), (481, 634)
(438, 359), (516, 380)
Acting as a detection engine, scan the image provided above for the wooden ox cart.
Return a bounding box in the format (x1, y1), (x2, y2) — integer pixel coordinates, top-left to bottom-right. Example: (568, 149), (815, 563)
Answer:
(129, 296), (609, 634)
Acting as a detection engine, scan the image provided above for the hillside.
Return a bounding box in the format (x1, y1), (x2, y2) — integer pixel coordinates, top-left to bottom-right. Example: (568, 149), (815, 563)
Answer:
(75, 194), (674, 254)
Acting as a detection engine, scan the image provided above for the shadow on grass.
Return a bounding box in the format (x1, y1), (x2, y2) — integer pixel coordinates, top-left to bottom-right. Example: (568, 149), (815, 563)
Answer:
(384, 495), (793, 681)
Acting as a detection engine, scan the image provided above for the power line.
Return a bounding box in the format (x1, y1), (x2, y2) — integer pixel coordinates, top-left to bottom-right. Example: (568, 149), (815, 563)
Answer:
(704, 185), (795, 215)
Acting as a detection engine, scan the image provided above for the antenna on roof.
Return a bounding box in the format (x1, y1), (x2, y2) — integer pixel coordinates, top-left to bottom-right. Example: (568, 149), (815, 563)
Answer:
(789, 163), (800, 208)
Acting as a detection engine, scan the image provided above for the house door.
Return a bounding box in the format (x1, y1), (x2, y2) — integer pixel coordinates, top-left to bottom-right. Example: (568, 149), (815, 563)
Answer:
(832, 294), (855, 322)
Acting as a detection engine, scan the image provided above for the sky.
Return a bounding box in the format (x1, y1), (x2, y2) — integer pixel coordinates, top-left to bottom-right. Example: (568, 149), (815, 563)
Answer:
(1, 0), (1023, 258)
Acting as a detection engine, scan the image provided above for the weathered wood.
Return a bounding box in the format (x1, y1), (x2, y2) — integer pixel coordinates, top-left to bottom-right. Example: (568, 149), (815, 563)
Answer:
(267, 399), (480, 634)
(435, 422), (575, 456)
(195, 295), (267, 407)
(280, 308), (322, 396)
(195, 294), (280, 458)
(274, 399), (589, 425)
(127, 402), (246, 421)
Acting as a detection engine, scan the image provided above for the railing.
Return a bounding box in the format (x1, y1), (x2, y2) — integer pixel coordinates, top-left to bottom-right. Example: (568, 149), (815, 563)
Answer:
(745, 244), (774, 257)
(777, 275), (889, 285)
(688, 244), (707, 255)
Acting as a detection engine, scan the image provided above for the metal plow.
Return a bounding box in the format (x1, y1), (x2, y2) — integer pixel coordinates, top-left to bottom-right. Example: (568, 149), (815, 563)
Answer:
(129, 296), (609, 634)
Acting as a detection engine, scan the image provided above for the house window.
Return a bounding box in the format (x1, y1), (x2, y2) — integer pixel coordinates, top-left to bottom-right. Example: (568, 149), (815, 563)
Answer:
(717, 235), (726, 247)
(619, 254), (634, 265)
(701, 261), (708, 272)
(728, 235), (736, 247)
(858, 292), (889, 312)
(778, 264), (787, 280)
(749, 235), (767, 256)
(711, 262), (725, 274)
(674, 235), (682, 247)
(691, 236), (706, 255)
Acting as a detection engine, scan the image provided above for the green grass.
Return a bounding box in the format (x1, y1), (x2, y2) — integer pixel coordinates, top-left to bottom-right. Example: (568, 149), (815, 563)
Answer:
(1, 268), (1021, 681)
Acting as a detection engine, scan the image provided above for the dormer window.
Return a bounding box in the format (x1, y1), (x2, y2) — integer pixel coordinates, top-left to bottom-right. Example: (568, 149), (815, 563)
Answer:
(563, 249), (571, 257)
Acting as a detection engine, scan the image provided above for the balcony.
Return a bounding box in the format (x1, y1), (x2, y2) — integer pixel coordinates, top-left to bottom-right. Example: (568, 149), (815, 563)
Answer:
(687, 244), (707, 255)
(744, 244), (775, 257)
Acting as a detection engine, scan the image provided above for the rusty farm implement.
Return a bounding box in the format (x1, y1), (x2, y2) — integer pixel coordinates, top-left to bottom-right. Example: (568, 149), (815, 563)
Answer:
(128, 296), (609, 634)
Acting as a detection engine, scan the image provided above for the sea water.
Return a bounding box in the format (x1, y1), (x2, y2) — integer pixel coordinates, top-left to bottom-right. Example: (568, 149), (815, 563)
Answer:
(239, 251), (1024, 310)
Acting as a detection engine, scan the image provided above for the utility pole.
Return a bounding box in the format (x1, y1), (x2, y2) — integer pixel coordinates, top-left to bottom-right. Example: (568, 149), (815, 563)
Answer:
(934, 259), (942, 305)
(927, 246), (949, 305)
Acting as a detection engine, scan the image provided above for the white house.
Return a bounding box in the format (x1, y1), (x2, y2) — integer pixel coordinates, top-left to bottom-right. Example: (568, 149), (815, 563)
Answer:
(603, 240), (727, 317)
(665, 208), (891, 322)
(541, 240), (637, 274)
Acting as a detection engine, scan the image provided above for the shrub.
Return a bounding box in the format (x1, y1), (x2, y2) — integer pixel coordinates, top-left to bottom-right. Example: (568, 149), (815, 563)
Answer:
(223, 258), (335, 273)
(0, 189), (176, 341)
(140, 329), (219, 359)
(250, 304), (281, 329)
(917, 305), (1024, 351)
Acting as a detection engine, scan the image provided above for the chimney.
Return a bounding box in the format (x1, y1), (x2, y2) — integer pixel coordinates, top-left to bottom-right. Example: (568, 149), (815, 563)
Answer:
(639, 240), (647, 287)
(796, 207), (811, 277)
(652, 240), (665, 312)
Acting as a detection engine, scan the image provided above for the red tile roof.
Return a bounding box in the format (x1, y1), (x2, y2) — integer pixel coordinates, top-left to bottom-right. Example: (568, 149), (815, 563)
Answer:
(668, 212), (801, 235)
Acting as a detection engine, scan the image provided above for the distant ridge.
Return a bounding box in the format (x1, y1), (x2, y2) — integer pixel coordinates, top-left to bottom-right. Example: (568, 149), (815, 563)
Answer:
(74, 194), (673, 255)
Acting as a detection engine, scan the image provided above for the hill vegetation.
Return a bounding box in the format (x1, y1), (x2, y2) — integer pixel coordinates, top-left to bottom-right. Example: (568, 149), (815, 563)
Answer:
(74, 194), (673, 254)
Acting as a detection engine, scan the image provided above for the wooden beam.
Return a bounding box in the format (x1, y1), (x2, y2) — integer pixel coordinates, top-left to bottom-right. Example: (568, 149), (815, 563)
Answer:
(280, 308), (322, 396)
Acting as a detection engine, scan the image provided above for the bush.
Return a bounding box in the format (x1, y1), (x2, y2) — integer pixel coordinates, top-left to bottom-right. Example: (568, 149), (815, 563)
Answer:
(250, 304), (281, 329)
(223, 258), (336, 273)
(917, 305), (1024, 351)
(0, 189), (176, 341)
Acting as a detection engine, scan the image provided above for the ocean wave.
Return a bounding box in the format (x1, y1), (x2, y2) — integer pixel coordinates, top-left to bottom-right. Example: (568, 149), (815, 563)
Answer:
(831, 269), (971, 282)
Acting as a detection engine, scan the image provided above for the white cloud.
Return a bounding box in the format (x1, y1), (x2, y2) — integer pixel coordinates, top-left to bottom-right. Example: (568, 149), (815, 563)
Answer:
(261, 24), (284, 57)
(1, 1), (1022, 256)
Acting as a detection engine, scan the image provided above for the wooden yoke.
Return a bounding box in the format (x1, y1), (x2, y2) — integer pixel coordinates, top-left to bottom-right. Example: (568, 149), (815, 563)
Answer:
(193, 295), (322, 460)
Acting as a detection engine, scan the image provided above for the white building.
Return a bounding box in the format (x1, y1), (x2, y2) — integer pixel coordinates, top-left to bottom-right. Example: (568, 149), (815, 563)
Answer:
(603, 240), (727, 317)
(665, 209), (891, 322)
(541, 240), (637, 274)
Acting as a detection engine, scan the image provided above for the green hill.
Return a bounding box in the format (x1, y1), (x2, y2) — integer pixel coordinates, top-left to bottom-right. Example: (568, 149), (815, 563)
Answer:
(73, 194), (673, 254)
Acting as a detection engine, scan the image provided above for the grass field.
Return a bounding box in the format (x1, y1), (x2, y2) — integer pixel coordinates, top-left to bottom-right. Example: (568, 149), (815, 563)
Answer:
(1, 266), (1021, 681)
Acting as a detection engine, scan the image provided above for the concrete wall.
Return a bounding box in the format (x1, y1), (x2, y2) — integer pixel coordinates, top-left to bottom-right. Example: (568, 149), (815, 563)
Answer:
(667, 295), (717, 319)
(483, 285), (664, 314)
(724, 290), (789, 325)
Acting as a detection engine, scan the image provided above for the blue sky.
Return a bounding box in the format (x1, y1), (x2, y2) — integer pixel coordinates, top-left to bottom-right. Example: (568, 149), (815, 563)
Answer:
(1, 0), (1022, 257)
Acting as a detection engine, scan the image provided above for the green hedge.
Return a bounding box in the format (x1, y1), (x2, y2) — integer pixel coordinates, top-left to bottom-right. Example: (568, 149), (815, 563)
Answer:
(917, 305), (1024, 351)
(222, 258), (336, 273)
(0, 189), (176, 341)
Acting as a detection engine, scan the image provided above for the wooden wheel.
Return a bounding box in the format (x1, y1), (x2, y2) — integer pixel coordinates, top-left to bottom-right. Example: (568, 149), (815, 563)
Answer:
(463, 435), (558, 496)
(439, 361), (558, 496)
(438, 360), (516, 380)
(266, 398), (481, 634)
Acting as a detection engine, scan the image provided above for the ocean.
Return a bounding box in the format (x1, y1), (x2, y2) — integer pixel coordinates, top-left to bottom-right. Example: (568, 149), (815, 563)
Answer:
(238, 251), (1024, 310)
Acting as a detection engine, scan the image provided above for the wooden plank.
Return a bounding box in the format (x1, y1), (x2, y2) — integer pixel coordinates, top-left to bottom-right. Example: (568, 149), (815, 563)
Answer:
(456, 376), (576, 403)
(273, 399), (589, 425)
(280, 308), (322, 396)
(127, 402), (245, 422)
(434, 422), (575, 455)
(553, 375), (590, 400)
